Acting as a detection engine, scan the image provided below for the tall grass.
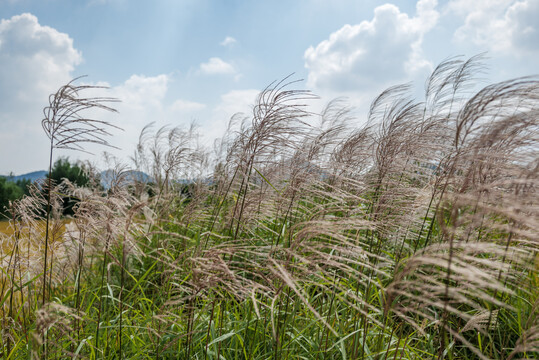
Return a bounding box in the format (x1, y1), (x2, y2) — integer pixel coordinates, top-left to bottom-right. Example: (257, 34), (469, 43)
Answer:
(0, 56), (537, 359)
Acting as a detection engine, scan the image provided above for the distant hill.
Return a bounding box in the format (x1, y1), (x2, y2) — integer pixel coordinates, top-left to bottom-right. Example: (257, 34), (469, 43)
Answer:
(1, 170), (47, 183)
(2, 169), (153, 189)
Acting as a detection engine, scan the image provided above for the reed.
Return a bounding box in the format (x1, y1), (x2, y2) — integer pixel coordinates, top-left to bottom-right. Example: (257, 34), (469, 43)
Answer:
(0, 57), (537, 359)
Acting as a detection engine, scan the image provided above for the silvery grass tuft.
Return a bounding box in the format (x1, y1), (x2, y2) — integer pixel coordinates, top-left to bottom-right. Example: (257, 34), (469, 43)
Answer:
(40, 77), (119, 306)
(2, 56), (537, 359)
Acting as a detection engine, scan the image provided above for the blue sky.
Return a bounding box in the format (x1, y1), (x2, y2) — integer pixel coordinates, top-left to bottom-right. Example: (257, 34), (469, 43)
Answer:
(1, 0), (538, 174)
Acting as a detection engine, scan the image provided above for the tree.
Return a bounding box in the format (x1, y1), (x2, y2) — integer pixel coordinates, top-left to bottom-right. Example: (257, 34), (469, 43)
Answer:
(0, 177), (24, 217)
(15, 178), (32, 196)
(47, 157), (91, 215)
(49, 157), (90, 187)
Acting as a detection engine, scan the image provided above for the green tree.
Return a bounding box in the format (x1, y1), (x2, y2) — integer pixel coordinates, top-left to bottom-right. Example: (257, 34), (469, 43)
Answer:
(0, 177), (24, 217)
(47, 157), (91, 215)
(15, 178), (32, 196)
(49, 157), (89, 187)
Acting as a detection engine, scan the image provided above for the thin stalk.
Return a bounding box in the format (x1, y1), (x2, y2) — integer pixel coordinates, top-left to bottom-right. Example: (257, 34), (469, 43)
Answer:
(273, 192), (296, 248)
(275, 287), (293, 360)
(413, 190), (436, 253)
(232, 163), (254, 240)
(396, 331), (411, 360)
(248, 316), (260, 360)
(216, 299), (226, 360)
(322, 272), (338, 354)
(381, 323), (398, 360)
(185, 296), (196, 360)
(75, 228), (86, 345)
(95, 230), (112, 355)
(42, 143), (54, 306)
(437, 232), (456, 360)
(204, 298), (217, 359)
(119, 236), (126, 359)
(203, 165), (240, 250)
(242, 299), (253, 360)
(7, 234), (20, 358)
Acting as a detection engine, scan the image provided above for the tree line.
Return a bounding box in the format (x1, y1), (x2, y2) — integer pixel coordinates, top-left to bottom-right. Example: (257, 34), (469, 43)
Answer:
(0, 157), (89, 217)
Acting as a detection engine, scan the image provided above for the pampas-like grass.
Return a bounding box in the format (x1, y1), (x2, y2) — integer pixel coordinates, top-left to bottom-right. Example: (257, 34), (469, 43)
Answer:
(1, 58), (537, 359)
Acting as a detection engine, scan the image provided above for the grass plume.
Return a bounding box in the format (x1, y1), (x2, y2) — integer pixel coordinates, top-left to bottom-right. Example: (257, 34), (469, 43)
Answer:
(0, 57), (537, 359)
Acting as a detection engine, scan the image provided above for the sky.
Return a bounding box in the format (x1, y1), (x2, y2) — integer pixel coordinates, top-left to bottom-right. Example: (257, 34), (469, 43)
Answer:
(0, 0), (538, 174)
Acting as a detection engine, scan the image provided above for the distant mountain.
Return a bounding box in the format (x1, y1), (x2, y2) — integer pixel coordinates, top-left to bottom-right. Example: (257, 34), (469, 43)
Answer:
(1, 170), (47, 183)
(1, 169), (153, 189)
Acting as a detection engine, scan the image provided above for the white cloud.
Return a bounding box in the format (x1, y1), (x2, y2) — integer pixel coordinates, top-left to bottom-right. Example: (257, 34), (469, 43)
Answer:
(214, 89), (258, 118)
(199, 57), (236, 75)
(201, 89), (259, 145)
(105, 83), (260, 170)
(113, 74), (169, 113)
(104, 82), (259, 164)
(170, 99), (206, 112)
(93, 74), (210, 164)
(220, 36), (237, 47)
(304, 0), (439, 93)
(103, 79), (259, 166)
(0, 59), (209, 173)
(0, 13), (82, 174)
(0, 13), (82, 117)
(449, 0), (539, 54)
(13, 69), (253, 172)
(30, 74), (172, 169)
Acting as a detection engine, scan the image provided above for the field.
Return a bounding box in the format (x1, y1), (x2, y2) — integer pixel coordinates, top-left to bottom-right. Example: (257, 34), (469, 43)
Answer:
(0, 221), (10, 234)
(0, 57), (538, 359)
(0, 220), (70, 235)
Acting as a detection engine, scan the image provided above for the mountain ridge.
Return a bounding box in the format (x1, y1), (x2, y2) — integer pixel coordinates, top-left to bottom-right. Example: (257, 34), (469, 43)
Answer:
(0, 170), (48, 183)
(1, 170), (152, 188)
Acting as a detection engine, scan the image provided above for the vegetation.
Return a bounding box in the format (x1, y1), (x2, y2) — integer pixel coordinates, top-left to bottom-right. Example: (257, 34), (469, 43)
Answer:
(0, 177), (31, 216)
(48, 158), (90, 189)
(0, 157), (91, 218)
(0, 56), (538, 359)
(47, 157), (92, 215)
(0, 178), (25, 216)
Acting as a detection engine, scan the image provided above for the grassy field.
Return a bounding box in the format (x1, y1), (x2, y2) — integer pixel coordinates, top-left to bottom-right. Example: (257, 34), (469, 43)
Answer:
(0, 220), (10, 234)
(0, 219), (70, 234)
(0, 57), (538, 359)
(0, 219), (70, 251)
